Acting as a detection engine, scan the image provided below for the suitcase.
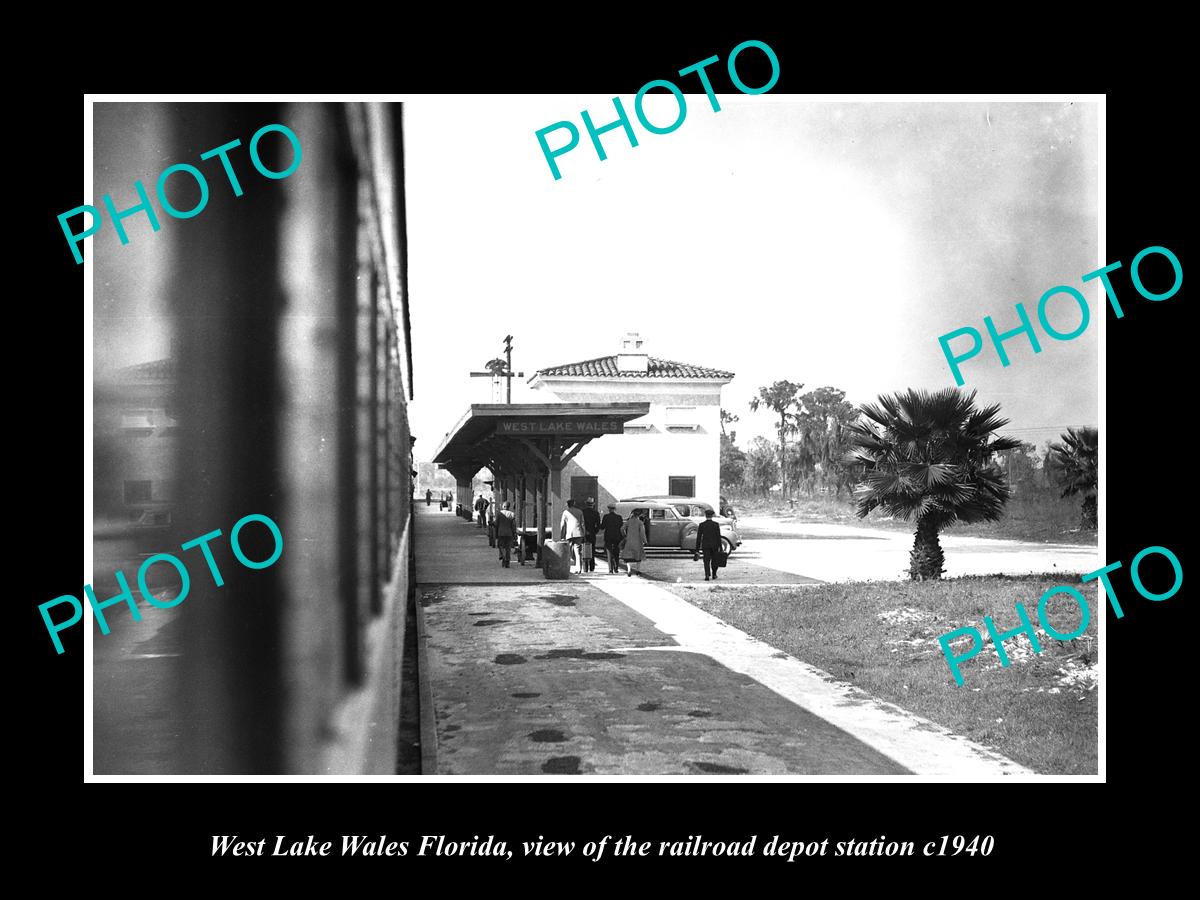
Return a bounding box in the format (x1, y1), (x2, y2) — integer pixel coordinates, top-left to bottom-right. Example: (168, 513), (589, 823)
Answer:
(542, 541), (572, 580)
(715, 550), (729, 568)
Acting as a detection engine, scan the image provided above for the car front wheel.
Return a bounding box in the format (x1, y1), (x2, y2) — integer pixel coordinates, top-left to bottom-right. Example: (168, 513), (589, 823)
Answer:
(721, 537), (734, 556)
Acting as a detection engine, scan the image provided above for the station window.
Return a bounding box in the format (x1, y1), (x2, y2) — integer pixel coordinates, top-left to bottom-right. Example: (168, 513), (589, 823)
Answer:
(665, 407), (698, 428)
(668, 476), (695, 497)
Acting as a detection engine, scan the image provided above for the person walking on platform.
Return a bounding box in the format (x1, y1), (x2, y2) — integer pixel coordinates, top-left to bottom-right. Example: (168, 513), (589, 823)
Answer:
(559, 498), (585, 574)
(495, 501), (517, 567)
(621, 508), (647, 577)
(425, 488), (432, 507)
(601, 503), (624, 574)
(581, 498), (601, 573)
(475, 494), (488, 528)
(695, 508), (723, 581)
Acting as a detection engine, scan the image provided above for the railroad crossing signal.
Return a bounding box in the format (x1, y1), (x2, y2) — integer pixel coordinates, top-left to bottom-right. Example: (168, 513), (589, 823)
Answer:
(469, 335), (523, 403)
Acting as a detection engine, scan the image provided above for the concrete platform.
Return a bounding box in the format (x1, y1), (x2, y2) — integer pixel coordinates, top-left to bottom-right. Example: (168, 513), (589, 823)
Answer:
(418, 505), (549, 585)
(414, 505), (1030, 777)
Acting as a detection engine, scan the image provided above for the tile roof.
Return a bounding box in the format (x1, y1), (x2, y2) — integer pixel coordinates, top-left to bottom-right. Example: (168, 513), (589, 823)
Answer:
(535, 355), (734, 380)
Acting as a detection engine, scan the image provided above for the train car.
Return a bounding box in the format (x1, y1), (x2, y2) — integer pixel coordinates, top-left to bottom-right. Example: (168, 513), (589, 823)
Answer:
(89, 102), (416, 775)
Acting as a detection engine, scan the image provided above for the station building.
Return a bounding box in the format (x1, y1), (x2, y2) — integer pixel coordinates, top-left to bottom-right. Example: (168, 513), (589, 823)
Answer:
(527, 334), (734, 508)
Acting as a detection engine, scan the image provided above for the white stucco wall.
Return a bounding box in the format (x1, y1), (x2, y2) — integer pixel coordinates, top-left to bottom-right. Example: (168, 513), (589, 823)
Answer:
(530, 376), (728, 506)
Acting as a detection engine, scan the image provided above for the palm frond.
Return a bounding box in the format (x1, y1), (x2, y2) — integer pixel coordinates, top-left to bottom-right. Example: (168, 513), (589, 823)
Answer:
(1047, 426), (1099, 498)
(843, 386), (1021, 529)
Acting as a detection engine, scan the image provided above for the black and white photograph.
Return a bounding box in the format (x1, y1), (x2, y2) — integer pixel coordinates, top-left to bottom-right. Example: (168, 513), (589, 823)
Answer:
(79, 92), (1109, 780)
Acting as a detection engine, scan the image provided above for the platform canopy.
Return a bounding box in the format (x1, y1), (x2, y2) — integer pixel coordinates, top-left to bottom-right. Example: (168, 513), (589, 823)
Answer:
(432, 403), (649, 553)
(432, 402), (649, 483)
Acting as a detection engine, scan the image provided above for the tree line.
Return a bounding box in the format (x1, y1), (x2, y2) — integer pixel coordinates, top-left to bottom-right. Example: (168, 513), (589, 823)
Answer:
(721, 381), (1098, 579)
(722, 383), (862, 500)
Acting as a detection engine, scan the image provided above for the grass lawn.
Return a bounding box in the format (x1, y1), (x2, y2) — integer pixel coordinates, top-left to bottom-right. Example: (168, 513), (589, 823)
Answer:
(730, 494), (1097, 545)
(666, 575), (1098, 775)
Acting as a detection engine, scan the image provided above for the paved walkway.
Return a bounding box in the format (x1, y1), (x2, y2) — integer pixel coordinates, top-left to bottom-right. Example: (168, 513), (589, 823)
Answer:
(415, 506), (1030, 776)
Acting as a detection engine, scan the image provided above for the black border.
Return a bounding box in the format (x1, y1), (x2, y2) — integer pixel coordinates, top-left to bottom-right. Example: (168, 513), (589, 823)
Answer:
(23, 28), (1188, 880)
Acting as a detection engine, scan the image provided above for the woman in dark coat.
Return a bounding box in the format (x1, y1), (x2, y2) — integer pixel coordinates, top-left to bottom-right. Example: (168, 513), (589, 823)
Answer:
(620, 509), (648, 577)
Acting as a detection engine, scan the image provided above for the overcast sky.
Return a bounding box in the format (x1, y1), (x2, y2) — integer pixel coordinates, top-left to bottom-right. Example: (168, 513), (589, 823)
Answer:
(404, 97), (1098, 460)
(92, 99), (1099, 460)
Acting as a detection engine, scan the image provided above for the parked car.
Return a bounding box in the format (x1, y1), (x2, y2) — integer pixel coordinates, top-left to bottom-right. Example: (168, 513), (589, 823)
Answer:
(615, 498), (741, 555)
(676, 497), (733, 522)
(625, 495), (736, 523)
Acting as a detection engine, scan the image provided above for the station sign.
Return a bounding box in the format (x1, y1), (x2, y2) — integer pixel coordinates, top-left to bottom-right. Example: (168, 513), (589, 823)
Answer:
(495, 419), (625, 435)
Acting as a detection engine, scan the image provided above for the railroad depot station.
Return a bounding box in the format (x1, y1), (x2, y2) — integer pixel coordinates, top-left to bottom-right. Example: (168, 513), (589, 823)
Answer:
(431, 333), (735, 555)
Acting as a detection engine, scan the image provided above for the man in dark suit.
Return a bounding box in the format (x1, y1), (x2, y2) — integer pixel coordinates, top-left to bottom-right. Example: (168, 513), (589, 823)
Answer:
(695, 508), (724, 581)
(581, 498), (602, 573)
(600, 503), (625, 574)
(495, 501), (517, 567)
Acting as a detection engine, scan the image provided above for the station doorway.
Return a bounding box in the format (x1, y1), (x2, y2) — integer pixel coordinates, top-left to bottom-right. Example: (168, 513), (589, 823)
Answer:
(570, 475), (599, 507)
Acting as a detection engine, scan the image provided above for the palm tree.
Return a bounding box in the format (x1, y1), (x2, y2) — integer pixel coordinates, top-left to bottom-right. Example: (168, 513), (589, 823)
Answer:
(749, 380), (803, 500)
(845, 388), (1020, 580)
(1047, 427), (1098, 529)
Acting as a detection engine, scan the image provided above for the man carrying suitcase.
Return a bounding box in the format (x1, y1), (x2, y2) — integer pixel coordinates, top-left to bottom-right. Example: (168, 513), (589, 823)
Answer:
(696, 508), (724, 581)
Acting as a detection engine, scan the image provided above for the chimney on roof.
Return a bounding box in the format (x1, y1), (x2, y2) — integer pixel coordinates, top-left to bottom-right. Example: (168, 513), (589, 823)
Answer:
(617, 332), (648, 373)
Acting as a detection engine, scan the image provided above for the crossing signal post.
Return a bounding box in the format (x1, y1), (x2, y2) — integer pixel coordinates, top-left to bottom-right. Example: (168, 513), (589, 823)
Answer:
(469, 335), (523, 403)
